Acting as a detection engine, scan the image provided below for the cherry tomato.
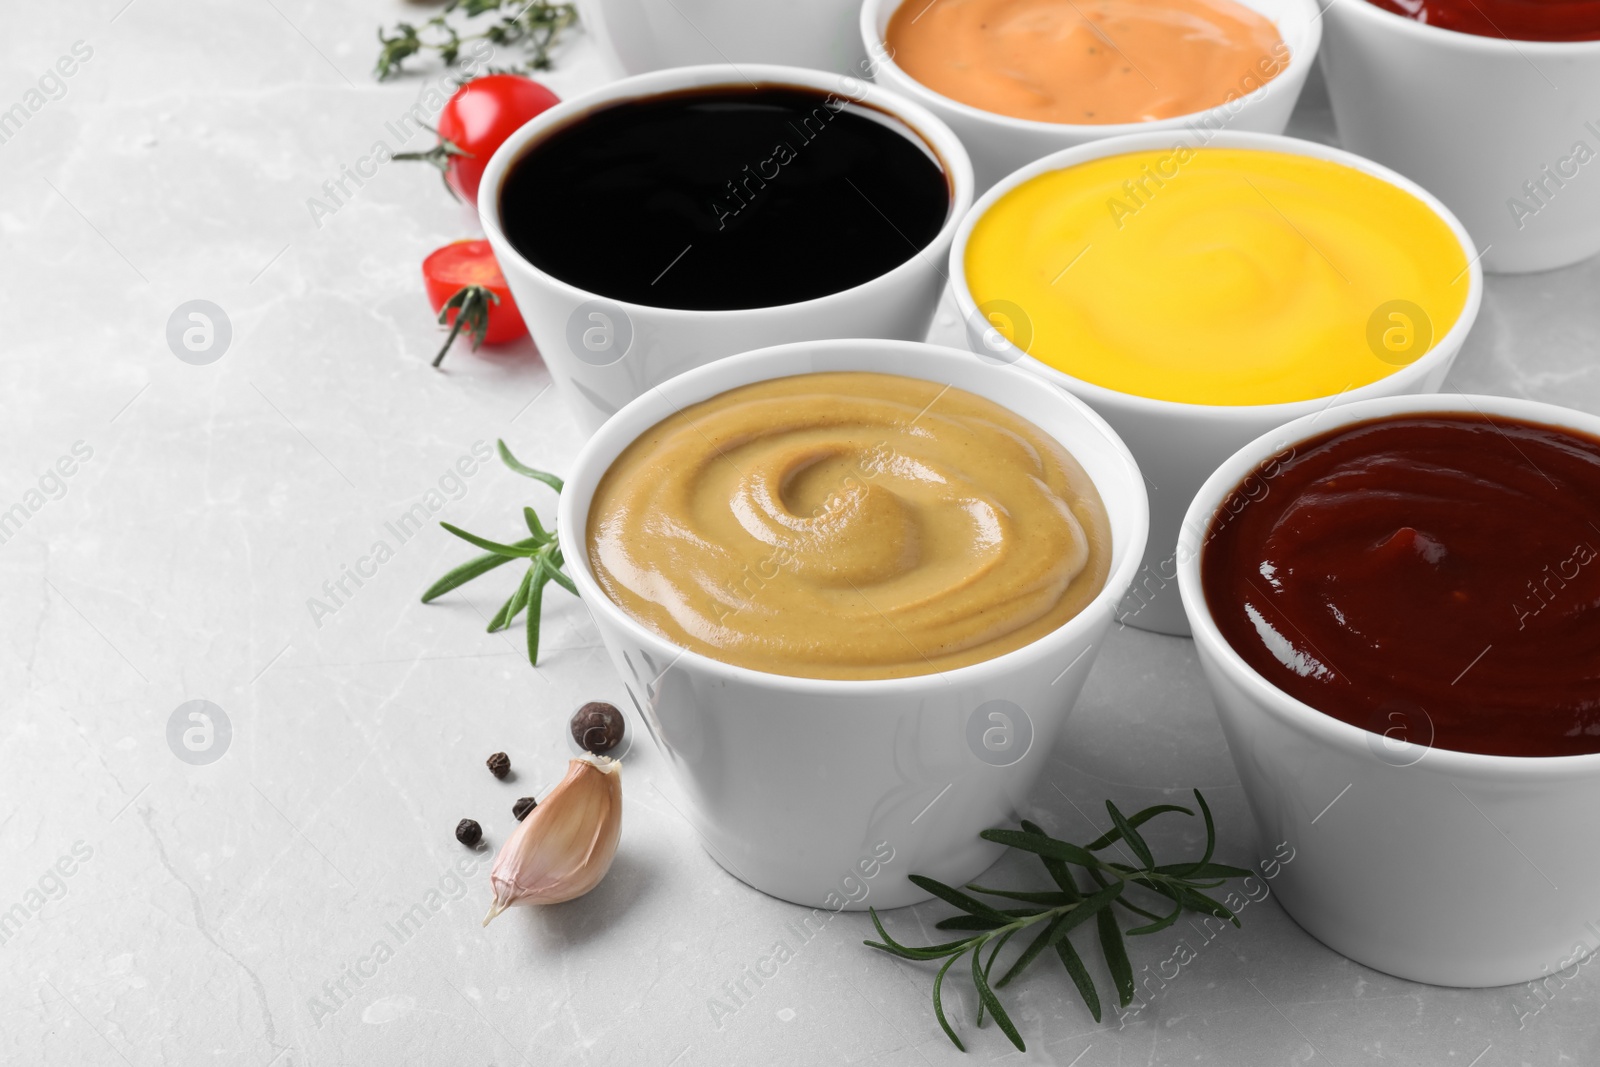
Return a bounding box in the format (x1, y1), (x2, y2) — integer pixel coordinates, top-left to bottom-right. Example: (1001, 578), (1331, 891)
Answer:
(422, 239), (527, 366)
(435, 75), (560, 206)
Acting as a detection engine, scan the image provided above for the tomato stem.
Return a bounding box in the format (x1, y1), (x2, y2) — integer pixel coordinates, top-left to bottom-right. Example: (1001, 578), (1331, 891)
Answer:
(433, 284), (501, 368)
(394, 124), (474, 202)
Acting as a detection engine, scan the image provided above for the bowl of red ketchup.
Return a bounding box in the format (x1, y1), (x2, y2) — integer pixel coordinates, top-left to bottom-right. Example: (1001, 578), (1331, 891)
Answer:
(1319, 0), (1600, 273)
(1176, 392), (1600, 986)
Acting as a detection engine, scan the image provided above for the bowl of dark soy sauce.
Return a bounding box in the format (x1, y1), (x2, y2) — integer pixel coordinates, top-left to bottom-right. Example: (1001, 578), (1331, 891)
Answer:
(477, 65), (974, 433)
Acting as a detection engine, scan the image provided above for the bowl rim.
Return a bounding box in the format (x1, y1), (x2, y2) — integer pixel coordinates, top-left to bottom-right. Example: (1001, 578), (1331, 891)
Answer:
(476, 62), (975, 320)
(858, 0), (1323, 136)
(1176, 390), (1600, 778)
(555, 337), (1151, 694)
(1325, 0), (1600, 54)
(947, 129), (1485, 420)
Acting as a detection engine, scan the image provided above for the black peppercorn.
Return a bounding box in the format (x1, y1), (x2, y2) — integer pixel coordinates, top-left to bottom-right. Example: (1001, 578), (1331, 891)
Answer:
(455, 818), (482, 847)
(571, 701), (625, 755)
(513, 796), (537, 821)
(486, 751), (511, 779)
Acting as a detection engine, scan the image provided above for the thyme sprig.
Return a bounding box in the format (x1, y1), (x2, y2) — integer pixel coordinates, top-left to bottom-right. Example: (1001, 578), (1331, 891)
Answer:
(421, 440), (573, 665)
(376, 0), (580, 81)
(865, 791), (1250, 1053)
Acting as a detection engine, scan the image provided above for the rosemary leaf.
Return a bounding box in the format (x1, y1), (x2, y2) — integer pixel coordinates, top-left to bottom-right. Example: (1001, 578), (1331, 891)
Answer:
(996, 882), (1119, 987)
(1021, 820), (1085, 904)
(933, 952), (967, 1052)
(1112, 893), (1174, 923)
(976, 927), (1017, 1026)
(996, 913), (1066, 990)
(1161, 789), (1222, 878)
(866, 910), (972, 959)
(965, 885), (1079, 906)
(1106, 800), (1156, 869)
(981, 829), (1102, 870)
(487, 564), (535, 632)
(440, 521), (538, 558)
(971, 944), (1025, 1051)
(936, 915), (1011, 932)
(523, 505), (550, 541)
(420, 542), (533, 602)
(1196, 789), (1219, 868)
(1054, 935), (1102, 1022)
(992, 883), (1120, 991)
(1153, 861), (1253, 880)
(1174, 885), (1241, 927)
(1083, 804), (1192, 851)
(1123, 894), (1185, 937)
(540, 549), (578, 596)
(498, 439), (564, 492)
(908, 875), (1013, 923)
(1096, 905), (1136, 1008)
(524, 562), (545, 663)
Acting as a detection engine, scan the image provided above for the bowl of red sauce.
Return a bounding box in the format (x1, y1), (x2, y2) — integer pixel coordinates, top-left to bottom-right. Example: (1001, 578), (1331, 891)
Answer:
(1319, 0), (1600, 273)
(1176, 392), (1600, 985)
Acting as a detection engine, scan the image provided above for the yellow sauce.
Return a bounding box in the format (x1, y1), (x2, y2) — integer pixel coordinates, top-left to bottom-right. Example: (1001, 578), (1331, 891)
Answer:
(587, 372), (1111, 680)
(964, 148), (1470, 406)
(885, 0), (1288, 125)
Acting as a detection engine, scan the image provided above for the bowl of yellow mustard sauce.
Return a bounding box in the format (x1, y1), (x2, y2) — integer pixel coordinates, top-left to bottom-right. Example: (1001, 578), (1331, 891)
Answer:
(952, 130), (1483, 635)
(556, 338), (1149, 908)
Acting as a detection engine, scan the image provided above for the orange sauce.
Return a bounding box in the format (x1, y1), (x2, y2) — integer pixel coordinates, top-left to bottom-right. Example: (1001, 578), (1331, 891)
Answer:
(885, 0), (1288, 125)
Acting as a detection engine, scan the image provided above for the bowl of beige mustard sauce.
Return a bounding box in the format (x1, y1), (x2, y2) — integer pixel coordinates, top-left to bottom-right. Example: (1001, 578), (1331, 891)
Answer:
(556, 338), (1149, 908)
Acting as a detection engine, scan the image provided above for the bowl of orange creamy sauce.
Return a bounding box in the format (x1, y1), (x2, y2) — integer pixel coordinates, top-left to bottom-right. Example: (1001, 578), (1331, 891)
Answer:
(861, 0), (1322, 189)
(557, 338), (1149, 908)
(886, 0), (1285, 125)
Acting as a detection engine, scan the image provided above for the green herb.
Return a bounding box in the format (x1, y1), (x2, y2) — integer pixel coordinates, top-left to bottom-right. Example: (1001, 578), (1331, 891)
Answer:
(376, 0), (580, 81)
(421, 440), (574, 665)
(864, 791), (1251, 1053)
(431, 285), (500, 368)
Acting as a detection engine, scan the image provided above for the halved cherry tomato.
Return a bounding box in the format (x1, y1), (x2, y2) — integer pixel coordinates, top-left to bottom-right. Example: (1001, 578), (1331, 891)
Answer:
(415, 75), (560, 207)
(422, 239), (527, 367)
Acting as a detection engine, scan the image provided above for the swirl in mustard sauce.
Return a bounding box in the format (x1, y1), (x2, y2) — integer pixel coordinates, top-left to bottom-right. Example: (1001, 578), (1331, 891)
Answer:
(586, 372), (1112, 680)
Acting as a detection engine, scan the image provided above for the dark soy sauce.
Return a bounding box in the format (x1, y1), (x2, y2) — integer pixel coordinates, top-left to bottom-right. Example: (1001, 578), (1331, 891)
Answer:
(499, 85), (951, 311)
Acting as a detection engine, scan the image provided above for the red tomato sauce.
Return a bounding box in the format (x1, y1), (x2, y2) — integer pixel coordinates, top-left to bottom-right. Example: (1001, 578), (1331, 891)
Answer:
(1202, 413), (1600, 757)
(1365, 0), (1600, 42)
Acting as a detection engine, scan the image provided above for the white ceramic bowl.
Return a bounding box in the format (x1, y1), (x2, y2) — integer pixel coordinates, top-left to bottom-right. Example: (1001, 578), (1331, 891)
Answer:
(578, 0), (868, 77)
(1319, 0), (1600, 274)
(478, 64), (975, 435)
(950, 130), (1483, 635)
(1176, 392), (1600, 986)
(556, 338), (1150, 909)
(862, 0), (1322, 192)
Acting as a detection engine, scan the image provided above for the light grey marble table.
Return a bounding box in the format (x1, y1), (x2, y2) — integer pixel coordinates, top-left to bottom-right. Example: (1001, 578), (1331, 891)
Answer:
(3, 3), (1598, 1065)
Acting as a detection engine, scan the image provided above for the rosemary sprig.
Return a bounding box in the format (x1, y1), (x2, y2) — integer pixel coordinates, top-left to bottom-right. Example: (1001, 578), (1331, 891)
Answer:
(421, 440), (574, 665)
(376, 0), (580, 81)
(865, 791), (1251, 1053)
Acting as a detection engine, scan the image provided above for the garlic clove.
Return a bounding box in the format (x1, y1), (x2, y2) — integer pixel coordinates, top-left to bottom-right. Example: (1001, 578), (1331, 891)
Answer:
(484, 755), (622, 924)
